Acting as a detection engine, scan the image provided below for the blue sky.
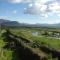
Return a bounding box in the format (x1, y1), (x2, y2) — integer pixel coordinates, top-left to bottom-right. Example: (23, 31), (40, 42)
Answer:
(0, 0), (60, 24)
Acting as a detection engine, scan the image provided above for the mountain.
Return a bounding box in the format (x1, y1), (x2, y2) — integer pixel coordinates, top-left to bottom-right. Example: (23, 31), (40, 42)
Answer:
(0, 19), (60, 28)
(0, 19), (10, 24)
(0, 19), (20, 27)
(2, 21), (20, 27)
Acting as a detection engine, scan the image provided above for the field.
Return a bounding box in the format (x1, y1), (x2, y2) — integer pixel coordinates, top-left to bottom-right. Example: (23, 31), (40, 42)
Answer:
(10, 28), (60, 50)
(0, 28), (60, 60)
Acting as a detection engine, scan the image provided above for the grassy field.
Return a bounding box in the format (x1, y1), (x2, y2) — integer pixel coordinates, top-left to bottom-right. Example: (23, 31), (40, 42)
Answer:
(0, 28), (60, 60)
(0, 30), (13, 60)
(10, 28), (60, 51)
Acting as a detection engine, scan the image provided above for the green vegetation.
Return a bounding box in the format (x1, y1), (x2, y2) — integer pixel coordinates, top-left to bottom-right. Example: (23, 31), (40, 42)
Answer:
(0, 28), (60, 60)
(0, 33), (13, 60)
(10, 28), (60, 51)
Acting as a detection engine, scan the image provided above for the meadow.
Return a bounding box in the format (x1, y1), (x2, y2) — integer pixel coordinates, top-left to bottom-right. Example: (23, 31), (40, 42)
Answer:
(10, 28), (60, 51)
(0, 28), (60, 60)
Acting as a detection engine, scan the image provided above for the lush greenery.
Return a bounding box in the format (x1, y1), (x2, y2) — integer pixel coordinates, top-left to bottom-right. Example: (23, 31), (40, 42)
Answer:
(10, 28), (60, 51)
(0, 33), (13, 60)
(0, 28), (60, 60)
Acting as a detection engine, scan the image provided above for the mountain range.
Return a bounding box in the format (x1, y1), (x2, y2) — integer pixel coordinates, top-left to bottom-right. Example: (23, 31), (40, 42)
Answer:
(0, 19), (60, 28)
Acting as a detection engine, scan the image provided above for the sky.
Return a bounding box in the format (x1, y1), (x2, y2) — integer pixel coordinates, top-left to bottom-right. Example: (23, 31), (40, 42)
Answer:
(0, 0), (60, 24)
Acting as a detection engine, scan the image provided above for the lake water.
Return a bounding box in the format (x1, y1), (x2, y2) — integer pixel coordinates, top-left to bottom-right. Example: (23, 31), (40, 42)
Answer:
(32, 32), (39, 36)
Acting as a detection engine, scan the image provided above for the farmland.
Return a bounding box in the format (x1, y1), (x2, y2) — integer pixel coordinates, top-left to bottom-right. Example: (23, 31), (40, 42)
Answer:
(0, 28), (60, 60)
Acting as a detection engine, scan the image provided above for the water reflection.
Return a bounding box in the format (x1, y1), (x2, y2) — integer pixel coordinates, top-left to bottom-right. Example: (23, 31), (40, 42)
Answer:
(32, 32), (39, 36)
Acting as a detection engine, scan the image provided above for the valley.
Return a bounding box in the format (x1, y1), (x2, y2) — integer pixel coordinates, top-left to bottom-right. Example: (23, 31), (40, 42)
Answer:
(0, 28), (60, 60)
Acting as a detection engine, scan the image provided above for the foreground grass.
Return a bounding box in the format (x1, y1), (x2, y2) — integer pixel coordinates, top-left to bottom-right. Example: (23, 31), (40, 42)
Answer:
(0, 49), (12, 60)
(0, 35), (13, 60)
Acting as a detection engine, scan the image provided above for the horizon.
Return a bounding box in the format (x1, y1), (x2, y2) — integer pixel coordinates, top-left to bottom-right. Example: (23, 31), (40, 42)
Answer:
(0, 0), (60, 24)
(1, 18), (60, 25)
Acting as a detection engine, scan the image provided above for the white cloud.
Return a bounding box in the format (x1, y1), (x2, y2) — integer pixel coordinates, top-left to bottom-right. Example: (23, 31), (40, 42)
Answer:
(24, 8), (27, 10)
(7, 0), (49, 4)
(41, 0), (52, 3)
(24, 0), (60, 17)
(48, 2), (60, 13)
(40, 5), (47, 12)
(5, 0), (60, 17)
(41, 13), (48, 18)
(22, 0), (32, 3)
(13, 10), (17, 14)
(29, 3), (33, 7)
(24, 1), (48, 17)
(0, 16), (8, 19)
(57, 14), (60, 16)
(8, 0), (32, 3)
(44, 14), (48, 18)
(8, 0), (22, 3)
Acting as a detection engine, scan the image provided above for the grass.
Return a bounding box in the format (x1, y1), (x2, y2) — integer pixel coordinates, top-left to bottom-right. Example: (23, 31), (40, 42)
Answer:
(0, 49), (13, 60)
(0, 31), (13, 60)
(9, 28), (60, 60)
(10, 28), (60, 51)
(0, 39), (5, 48)
(30, 36), (60, 51)
(1, 28), (60, 60)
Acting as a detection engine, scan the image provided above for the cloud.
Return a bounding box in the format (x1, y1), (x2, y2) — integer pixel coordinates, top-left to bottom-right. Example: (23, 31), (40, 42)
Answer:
(29, 3), (33, 7)
(7, 0), (51, 4)
(0, 16), (8, 19)
(24, 2), (48, 17)
(24, 0), (60, 17)
(48, 2), (60, 13)
(57, 14), (60, 16)
(41, 0), (52, 3)
(8, 0), (33, 3)
(8, 0), (22, 3)
(13, 10), (17, 14)
(2, 0), (60, 17)
(41, 14), (48, 18)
